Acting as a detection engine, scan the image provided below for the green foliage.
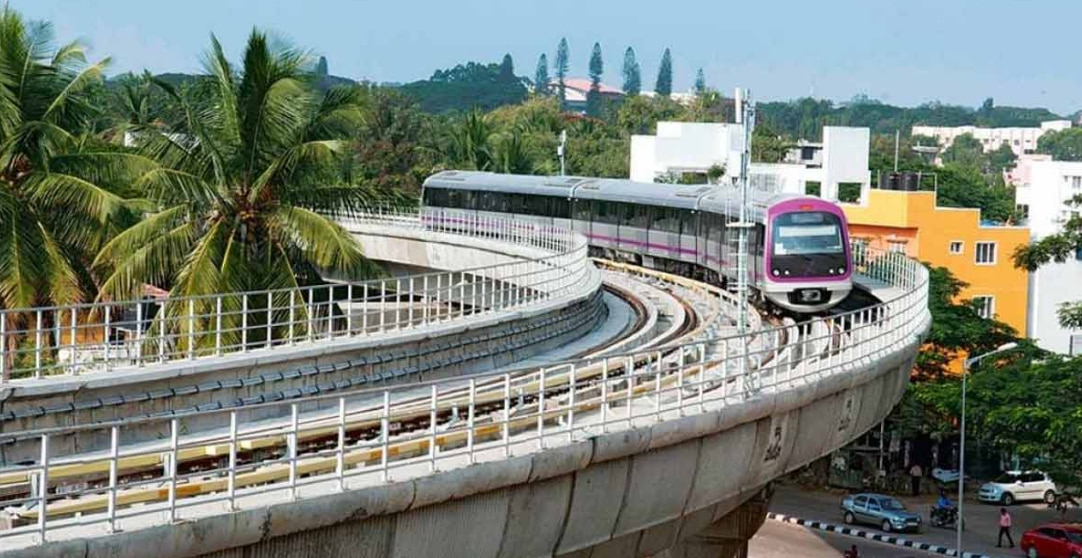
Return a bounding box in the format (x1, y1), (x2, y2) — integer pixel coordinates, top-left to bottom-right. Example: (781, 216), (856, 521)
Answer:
(916, 265), (1019, 378)
(681, 89), (729, 123)
(614, 94), (681, 135)
(0, 6), (151, 318)
(555, 38), (569, 107)
(941, 133), (985, 169)
(752, 123), (787, 163)
(1037, 128), (1082, 161)
(586, 43), (603, 118)
(533, 54), (549, 96)
(1012, 194), (1082, 329)
(694, 68), (706, 95)
(399, 59), (526, 114)
(622, 47), (640, 96)
(95, 30), (379, 314)
(347, 87), (437, 194)
(315, 56), (328, 77)
(928, 165), (1017, 223)
(654, 48), (672, 97)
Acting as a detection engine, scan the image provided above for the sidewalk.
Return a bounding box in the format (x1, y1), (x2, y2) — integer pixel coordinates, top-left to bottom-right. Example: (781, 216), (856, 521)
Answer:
(769, 483), (1078, 558)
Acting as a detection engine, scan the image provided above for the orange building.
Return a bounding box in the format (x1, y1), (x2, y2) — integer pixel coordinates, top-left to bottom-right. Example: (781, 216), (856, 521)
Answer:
(842, 188), (1029, 339)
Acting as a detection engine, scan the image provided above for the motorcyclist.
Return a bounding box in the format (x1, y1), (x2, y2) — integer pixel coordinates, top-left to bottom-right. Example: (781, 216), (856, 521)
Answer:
(935, 491), (955, 511)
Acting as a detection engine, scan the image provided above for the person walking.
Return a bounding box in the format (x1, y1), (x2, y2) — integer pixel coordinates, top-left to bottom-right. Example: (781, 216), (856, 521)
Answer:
(997, 508), (1015, 548)
(909, 463), (923, 496)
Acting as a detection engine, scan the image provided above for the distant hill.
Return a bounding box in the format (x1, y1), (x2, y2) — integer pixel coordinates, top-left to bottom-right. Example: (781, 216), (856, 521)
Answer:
(396, 57), (528, 114)
(759, 96), (1068, 140)
(107, 70), (359, 93)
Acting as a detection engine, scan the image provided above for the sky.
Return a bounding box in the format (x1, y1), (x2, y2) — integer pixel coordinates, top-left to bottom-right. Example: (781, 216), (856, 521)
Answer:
(16, 0), (1082, 114)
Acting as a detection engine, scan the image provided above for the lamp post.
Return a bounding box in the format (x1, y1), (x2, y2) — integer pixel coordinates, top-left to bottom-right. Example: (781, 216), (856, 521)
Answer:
(958, 341), (1019, 554)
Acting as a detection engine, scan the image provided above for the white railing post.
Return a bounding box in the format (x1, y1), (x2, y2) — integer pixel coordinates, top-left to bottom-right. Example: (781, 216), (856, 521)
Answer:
(34, 309), (42, 377)
(228, 411), (237, 510)
(68, 308), (77, 374)
(187, 298), (195, 359)
(336, 397), (347, 491)
(168, 418), (178, 523)
(698, 343), (706, 413)
(567, 364), (576, 444)
(107, 425), (119, 532)
(346, 283), (354, 334)
(381, 391), (390, 482)
(601, 358), (609, 433)
(502, 374), (511, 457)
(626, 356), (635, 427)
(266, 291), (273, 347)
(537, 367), (546, 450)
(241, 293), (249, 352)
(467, 378), (476, 465)
(306, 288), (315, 341)
(214, 296), (223, 356)
(287, 291), (296, 345)
(429, 385), (439, 472)
(289, 403), (298, 500)
(380, 281), (387, 333)
(37, 433), (49, 542)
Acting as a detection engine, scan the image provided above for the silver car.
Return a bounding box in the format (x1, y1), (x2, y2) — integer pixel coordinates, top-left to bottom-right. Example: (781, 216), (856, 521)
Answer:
(841, 493), (923, 533)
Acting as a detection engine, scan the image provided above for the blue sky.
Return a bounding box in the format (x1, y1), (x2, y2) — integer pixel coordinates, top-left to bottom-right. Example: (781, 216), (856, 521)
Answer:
(16, 0), (1082, 113)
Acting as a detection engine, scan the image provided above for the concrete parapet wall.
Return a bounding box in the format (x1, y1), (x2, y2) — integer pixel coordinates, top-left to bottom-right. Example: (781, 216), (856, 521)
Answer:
(7, 330), (919, 558)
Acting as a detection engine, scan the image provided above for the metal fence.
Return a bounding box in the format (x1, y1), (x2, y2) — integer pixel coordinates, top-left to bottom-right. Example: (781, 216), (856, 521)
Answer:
(0, 244), (930, 547)
(0, 209), (596, 383)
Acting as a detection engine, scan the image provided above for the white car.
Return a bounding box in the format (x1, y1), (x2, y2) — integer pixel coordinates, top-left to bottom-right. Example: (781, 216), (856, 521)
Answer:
(978, 471), (1058, 506)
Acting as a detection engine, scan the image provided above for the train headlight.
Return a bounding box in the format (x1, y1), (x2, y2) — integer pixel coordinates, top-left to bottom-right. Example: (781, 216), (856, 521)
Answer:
(838, 266), (845, 274)
(784, 270), (790, 276)
(772, 269), (780, 277)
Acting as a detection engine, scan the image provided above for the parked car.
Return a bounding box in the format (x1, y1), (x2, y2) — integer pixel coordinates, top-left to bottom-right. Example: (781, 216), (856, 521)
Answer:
(978, 471), (1058, 506)
(841, 493), (922, 533)
(1020, 524), (1082, 558)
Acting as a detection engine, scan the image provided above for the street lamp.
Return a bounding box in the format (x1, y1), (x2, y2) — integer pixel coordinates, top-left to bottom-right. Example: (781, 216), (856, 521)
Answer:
(958, 342), (1019, 554)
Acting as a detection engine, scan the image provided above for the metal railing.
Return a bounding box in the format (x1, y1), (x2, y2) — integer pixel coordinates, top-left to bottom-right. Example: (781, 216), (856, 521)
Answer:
(0, 209), (596, 383)
(0, 244), (930, 547)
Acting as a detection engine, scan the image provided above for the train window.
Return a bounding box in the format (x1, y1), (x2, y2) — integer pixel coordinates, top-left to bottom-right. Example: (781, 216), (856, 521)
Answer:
(552, 198), (571, 219)
(573, 199), (593, 222)
(462, 190), (477, 210)
(447, 189), (463, 209)
(596, 201), (621, 225)
(676, 209), (692, 235)
(772, 212), (844, 255)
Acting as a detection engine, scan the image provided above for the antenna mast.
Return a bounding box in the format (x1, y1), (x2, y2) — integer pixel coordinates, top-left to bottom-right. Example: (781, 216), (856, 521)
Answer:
(558, 130), (567, 176)
(734, 88), (756, 337)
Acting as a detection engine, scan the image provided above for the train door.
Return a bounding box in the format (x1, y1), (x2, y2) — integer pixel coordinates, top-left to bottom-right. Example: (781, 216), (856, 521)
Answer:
(620, 202), (649, 255)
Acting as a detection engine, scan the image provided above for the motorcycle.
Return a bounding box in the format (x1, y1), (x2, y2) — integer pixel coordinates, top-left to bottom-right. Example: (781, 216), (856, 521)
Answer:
(930, 505), (964, 530)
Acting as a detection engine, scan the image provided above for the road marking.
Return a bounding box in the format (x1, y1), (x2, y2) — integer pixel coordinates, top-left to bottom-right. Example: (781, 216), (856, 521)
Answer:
(767, 512), (994, 558)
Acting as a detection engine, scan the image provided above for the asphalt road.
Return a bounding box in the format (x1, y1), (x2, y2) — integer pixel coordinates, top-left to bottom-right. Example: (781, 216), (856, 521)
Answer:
(750, 519), (931, 558)
(769, 483), (1082, 558)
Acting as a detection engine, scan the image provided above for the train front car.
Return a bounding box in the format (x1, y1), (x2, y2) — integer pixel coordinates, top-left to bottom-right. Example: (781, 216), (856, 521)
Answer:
(763, 197), (852, 313)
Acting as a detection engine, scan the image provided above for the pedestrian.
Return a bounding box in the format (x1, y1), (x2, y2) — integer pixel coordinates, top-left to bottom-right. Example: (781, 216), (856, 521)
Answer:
(843, 544), (860, 558)
(909, 462), (923, 496)
(997, 507), (1015, 548)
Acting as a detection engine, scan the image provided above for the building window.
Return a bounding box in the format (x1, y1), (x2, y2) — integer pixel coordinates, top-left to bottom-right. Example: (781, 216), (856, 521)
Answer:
(975, 242), (997, 265)
(1073, 176), (1082, 190)
(949, 241), (964, 255)
(888, 241), (906, 254)
(973, 296), (995, 320)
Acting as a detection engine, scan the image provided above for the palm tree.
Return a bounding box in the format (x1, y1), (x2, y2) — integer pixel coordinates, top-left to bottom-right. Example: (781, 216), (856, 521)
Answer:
(0, 8), (148, 311)
(93, 31), (379, 350)
(444, 108), (495, 171)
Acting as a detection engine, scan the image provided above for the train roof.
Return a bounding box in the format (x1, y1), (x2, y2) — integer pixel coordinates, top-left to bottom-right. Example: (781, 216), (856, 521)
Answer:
(423, 170), (591, 198)
(572, 179), (710, 210)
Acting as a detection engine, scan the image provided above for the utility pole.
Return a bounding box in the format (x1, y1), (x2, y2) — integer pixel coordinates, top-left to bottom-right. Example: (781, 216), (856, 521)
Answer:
(558, 130), (567, 176)
(894, 129), (900, 172)
(734, 88), (755, 337)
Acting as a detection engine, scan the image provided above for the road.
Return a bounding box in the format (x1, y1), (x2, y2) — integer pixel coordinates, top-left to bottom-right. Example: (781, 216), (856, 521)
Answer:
(768, 483), (1081, 558)
(750, 519), (929, 557)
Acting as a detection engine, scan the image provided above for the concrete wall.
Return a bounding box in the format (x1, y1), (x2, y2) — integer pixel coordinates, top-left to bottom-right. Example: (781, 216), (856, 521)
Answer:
(11, 330), (920, 558)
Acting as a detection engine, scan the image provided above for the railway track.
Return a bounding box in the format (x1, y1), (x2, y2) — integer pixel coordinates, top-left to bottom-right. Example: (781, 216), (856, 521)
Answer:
(0, 261), (808, 530)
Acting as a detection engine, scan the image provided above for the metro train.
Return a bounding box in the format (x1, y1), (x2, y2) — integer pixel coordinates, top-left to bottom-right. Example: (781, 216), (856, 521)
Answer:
(420, 171), (853, 314)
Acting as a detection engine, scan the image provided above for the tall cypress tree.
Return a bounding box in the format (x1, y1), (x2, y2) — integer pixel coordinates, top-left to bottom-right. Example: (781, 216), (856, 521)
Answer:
(534, 53), (550, 95)
(586, 42), (603, 117)
(622, 47), (641, 95)
(694, 68), (706, 95)
(498, 53), (515, 81)
(315, 56), (329, 77)
(555, 38), (570, 108)
(655, 48), (673, 97)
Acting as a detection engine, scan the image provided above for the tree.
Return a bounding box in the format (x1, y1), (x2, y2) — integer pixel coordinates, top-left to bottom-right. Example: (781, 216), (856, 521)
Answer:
(94, 31), (377, 351)
(0, 7), (149, 319)
(586, 42), (603, 117)
(752, 124), (787, 163)
(622, 47), (641, 96)
(533, 54), (549, 96)
(498, 53), (514, 81)
(931, 165), (1017, 223)
(1037, 128), (1082, 161)
(985, 143), (1017, 174)
(941, 133), (985, 170)
(1013, 194), (1082, 329)
(443, 108), (495, 171)
(315, 56), (328, 77)
(694, 68), (706, 95)
(555, 38), (570, 108)
(655, 48), (673, 97)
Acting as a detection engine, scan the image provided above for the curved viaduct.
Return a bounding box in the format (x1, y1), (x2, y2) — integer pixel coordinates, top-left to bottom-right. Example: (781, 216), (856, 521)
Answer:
(0, 210), (930, 558)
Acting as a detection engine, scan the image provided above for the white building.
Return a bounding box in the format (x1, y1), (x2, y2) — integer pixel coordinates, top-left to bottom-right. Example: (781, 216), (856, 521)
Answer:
(1017, 160), (1082, 355)
(912, 120), (1071, 157)
(629, 122), (871, 202)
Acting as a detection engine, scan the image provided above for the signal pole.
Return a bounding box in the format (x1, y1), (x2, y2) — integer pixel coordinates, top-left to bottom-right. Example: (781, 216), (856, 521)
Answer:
(734, 88), (755, 337)
(558, 130), (567, 176)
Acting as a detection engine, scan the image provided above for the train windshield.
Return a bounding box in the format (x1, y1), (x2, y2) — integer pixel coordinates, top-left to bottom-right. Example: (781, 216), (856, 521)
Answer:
(772, 212), (844, 256)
